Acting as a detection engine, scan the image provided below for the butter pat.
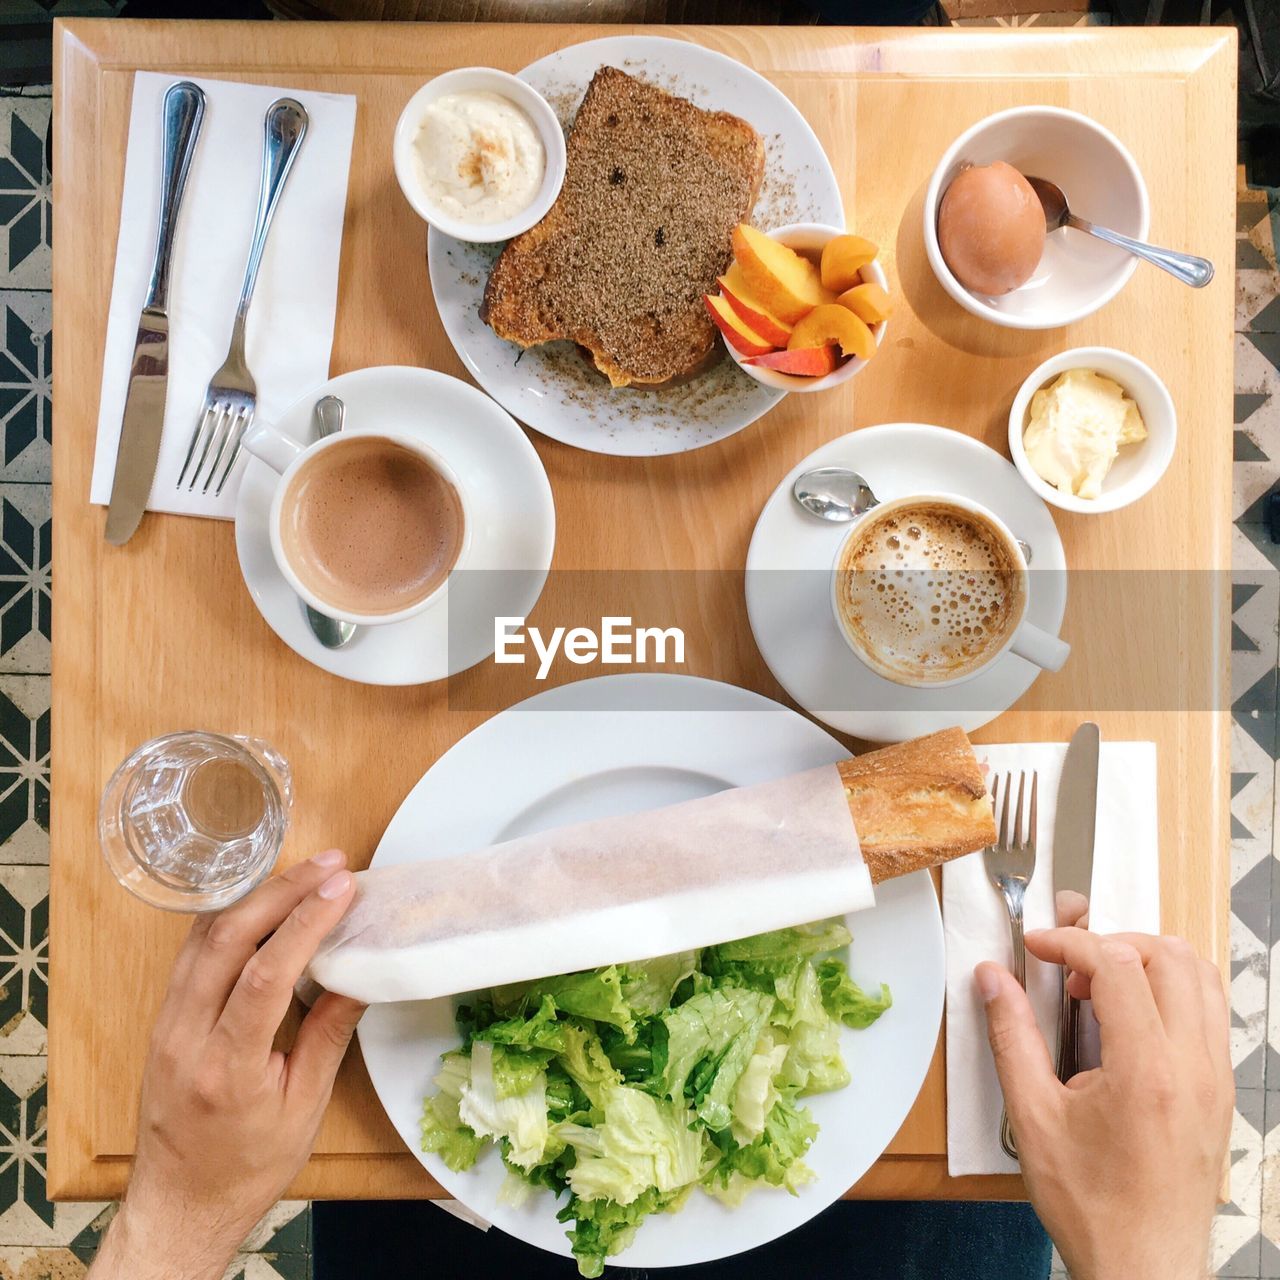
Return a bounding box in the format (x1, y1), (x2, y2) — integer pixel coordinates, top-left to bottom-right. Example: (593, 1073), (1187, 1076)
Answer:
(1023, 369), (1147, 500)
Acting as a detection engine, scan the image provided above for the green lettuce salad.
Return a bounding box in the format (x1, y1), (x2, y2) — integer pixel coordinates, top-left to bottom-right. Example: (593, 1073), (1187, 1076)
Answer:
(419, 919), (892, 1276)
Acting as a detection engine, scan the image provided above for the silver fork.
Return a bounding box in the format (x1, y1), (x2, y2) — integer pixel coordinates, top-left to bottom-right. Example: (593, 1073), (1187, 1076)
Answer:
(983, 769), (1039, 1160)
(176, 97), (308, 496)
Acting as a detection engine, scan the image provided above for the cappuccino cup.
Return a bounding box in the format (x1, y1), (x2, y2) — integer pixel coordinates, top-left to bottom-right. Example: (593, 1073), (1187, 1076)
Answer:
(243, 421), (471, 627)
(830, 493), (1068, 688)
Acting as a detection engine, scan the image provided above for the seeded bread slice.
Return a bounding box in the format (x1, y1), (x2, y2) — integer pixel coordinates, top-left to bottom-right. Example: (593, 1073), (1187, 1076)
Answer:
(482, 66), (765, 388)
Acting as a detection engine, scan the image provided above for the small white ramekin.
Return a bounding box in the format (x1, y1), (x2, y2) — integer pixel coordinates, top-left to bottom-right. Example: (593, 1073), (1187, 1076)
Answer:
(393, 67), (566, 244)
(1007, 346), (1176, 514)
(724, 223), (890, 394)
(923, 106), (1149, 331)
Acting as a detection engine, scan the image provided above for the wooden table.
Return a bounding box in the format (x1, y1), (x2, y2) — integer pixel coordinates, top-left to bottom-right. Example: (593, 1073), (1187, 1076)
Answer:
(49, 19), (1236, 1202)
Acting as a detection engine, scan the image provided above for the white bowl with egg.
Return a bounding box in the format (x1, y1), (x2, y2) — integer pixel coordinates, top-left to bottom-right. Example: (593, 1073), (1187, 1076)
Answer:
(393, 67), (567, 244)
(725, 224), (890, 394)
(1008, 346), (1176, 514)
(924, 107), (1149, 330)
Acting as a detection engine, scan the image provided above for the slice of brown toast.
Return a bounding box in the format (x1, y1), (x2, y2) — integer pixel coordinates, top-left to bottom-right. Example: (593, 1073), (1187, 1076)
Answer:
(482, 66), (765, 388)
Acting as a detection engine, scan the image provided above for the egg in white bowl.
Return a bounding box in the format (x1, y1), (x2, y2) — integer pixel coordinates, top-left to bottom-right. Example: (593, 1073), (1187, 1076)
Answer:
(924, 106), (1149, 331)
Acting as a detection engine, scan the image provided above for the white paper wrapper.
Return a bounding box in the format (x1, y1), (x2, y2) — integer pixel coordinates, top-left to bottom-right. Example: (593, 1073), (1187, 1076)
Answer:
(308, 765), (872, 1004)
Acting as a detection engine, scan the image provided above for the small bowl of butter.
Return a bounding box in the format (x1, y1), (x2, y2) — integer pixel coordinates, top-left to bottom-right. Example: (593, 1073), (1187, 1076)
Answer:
(1008, 346), (1176, 515)
(393, 67), (567, 244)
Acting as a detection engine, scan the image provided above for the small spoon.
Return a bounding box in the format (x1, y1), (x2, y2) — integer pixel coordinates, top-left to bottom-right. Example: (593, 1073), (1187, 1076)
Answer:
(304, 395), (357, 649)
(792, 466), (1034, 564)
(1025, 175), (1214, 290)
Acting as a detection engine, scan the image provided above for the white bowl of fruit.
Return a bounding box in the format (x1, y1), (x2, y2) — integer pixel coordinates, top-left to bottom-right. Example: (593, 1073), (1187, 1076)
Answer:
(704, 223), (891, 393)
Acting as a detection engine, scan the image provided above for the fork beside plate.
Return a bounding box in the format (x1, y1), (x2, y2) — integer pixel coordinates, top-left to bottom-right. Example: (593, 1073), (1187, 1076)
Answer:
(984, 769), (1039, 1160)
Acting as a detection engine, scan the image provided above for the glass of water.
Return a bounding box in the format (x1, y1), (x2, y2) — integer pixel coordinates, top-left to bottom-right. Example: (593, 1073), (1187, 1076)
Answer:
(99, 731), (292, 912)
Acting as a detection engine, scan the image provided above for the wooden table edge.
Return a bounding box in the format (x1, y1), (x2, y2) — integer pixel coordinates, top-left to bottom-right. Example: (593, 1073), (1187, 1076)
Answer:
(49, 1152), (1028, 1203)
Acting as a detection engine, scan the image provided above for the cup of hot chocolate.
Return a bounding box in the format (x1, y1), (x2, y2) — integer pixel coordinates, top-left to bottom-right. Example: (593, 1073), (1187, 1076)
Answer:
(242, 422), (470, 627)
(830, 493), (1068, 688)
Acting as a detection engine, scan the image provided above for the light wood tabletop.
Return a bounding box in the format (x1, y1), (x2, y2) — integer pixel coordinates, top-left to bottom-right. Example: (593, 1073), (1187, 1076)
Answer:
(50, 19), (1236, 1203)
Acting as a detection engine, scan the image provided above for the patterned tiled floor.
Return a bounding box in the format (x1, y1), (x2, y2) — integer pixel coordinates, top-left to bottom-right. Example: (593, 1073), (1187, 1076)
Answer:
(0, 69), (311, 1280)
(1, 44), (1277, 1280)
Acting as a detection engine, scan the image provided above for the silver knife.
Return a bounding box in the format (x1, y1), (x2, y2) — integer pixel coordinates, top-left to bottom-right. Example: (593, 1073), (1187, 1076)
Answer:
(1054, 722), (1100, 1082)
(105, 81), (206, 545)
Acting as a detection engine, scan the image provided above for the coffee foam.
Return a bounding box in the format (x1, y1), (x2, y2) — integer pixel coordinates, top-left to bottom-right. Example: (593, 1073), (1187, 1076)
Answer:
(281, 436), (464, 616)
(835, 502), (1022, 682)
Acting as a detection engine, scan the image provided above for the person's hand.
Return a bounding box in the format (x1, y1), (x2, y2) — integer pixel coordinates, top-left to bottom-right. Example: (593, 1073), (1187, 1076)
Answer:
(976, 905), (1232, 1280)
(89, 850), (365, 1280)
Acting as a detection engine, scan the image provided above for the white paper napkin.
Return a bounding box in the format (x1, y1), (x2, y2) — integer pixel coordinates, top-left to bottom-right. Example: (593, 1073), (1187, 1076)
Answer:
(944, 742), (1160, 1176)
(91, 72), (357, 520)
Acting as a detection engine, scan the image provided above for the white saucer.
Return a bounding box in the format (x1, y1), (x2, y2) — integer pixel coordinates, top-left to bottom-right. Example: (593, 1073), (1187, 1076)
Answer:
(234, 366), (555, 686)
(745, 424), (1067, 742)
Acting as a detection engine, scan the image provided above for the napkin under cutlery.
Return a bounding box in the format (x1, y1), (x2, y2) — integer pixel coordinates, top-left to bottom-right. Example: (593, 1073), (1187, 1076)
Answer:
(943, 741), (1160, 1176)
(91, 72), (357, 521)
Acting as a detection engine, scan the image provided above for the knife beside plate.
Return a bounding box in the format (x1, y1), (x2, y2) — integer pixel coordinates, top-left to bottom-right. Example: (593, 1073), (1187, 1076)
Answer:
(1054, 721), (1100, 1082)
(104, 81), (206, 546)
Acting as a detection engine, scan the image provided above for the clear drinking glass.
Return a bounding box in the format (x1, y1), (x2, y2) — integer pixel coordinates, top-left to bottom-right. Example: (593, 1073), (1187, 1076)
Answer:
(99, 731), (292, 912)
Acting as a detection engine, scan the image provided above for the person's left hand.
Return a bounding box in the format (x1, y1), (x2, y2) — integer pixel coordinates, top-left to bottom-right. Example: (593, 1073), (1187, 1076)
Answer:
(89, 850), (365, 1280)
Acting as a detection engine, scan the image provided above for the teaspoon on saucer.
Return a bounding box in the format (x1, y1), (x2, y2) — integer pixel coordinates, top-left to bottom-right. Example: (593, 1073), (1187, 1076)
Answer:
(792, 466), (1034, 564)
(304, 395), (357, 649)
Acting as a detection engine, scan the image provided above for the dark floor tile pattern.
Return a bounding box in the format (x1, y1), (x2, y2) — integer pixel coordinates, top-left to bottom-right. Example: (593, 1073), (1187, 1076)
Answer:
(0, 293), (50, 481)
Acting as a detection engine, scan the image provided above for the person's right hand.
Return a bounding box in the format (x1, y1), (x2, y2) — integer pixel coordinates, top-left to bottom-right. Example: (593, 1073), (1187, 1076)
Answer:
(89, 850), (365, 1280)
(976, 916), (1232, 1280)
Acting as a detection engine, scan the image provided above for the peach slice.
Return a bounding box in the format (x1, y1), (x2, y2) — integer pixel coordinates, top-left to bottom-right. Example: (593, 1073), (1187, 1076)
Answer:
(820, 235), (879, 293)
(731, 224), (833, 324)
(744, 345), (840, 376)
(788, 304), (876, 361)
(704, 293), (776, 358)
(836, 281), (893, 326)
(718, 264), (794, 347)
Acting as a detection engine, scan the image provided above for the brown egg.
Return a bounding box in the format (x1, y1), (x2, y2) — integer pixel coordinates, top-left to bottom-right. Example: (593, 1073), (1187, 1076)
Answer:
(937, 161), (1047, 297)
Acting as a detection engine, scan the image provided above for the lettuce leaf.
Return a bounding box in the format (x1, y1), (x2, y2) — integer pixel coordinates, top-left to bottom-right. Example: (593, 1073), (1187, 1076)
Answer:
(707, 920), (852, 971)
(420, 1051), (486, 1172)
(816, 958), (893, 1029)
(457, 1042), (549, 1170)
(659, 987), (775, 1131)
(558, 1084), (706, 1205)
(490, 1044), (555, 1100)
(617, 953), (698, 1018)
(559, 1021), (623, 1109)
(772, 963), (850, 1095)
(729, 1031), (789, 1145)
(560, 1185), (692, 1279)
(705, 1094), (818, 1200)
(473, 994), (566, 1052)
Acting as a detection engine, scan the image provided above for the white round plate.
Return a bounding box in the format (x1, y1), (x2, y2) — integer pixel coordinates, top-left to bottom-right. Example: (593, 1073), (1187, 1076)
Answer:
(359, 673), (944, 1270)
(746, 424), (1067, 742)
(234, 366), (555, 686)
(427, 35), (844, 457)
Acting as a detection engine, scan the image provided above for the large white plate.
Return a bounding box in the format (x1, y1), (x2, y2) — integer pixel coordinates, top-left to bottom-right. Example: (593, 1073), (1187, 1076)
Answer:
(234, 366), (555, 686)
(359, 674), (944, 1270)
(746, 424), (1068, 743)
(427, 35), (844, 457)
